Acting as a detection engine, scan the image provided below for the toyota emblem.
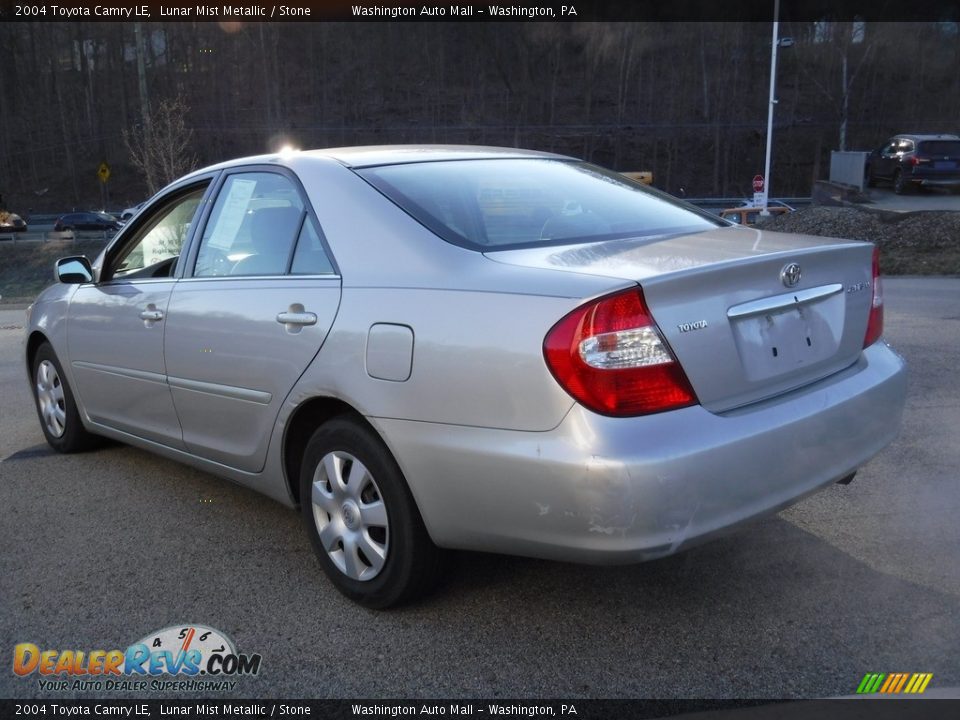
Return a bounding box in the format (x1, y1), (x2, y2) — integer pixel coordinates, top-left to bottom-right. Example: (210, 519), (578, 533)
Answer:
(780, 262), (802, 288)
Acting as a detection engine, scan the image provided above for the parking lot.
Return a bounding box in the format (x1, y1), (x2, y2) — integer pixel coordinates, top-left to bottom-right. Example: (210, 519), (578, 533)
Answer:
(1, 277), (958, 700)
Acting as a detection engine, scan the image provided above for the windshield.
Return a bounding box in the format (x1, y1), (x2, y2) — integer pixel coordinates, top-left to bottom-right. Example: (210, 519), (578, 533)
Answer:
(359, 159), (721, 251)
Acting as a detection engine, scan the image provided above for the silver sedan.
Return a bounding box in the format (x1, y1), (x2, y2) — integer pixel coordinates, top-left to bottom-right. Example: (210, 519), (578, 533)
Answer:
(24, 146), (907, 607)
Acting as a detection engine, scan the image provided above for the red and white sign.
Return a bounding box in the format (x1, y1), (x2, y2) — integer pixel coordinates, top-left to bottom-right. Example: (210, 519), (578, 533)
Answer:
(752, 175), (765, 193)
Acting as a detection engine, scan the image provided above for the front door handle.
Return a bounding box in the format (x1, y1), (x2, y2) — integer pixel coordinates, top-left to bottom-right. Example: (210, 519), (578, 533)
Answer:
(140, 309), (164, 321)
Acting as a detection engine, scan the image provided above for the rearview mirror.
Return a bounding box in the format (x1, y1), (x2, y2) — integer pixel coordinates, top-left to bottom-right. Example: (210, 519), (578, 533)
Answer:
(56, 256), (93, 284)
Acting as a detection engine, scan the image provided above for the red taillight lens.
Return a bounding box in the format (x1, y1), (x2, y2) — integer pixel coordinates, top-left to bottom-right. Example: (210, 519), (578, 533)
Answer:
(543, 287), (698, 417)
(863, 246), (884, 347)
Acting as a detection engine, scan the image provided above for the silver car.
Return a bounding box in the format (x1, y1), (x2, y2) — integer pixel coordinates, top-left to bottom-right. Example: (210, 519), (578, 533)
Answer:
(25, 146), (907, 607)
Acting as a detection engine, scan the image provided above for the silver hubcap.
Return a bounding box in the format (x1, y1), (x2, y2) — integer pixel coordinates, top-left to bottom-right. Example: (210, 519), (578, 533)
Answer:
(36, 360), (67, 438)
(311, 451), (389, 582)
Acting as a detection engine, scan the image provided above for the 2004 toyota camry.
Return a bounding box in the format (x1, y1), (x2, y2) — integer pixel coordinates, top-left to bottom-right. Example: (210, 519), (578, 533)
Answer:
(25, 146), (907, 607)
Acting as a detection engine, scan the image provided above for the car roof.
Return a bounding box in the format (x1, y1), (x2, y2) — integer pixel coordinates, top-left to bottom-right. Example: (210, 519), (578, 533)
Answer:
(309, 145), (575, 168)
(178, 145), (576, 181)
(892, 133), (960, 141)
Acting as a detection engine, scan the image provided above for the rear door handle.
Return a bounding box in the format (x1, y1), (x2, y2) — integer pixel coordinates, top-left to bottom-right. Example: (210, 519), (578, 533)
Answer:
(140, 309), (164, 321)
(276, 311), (317, 326)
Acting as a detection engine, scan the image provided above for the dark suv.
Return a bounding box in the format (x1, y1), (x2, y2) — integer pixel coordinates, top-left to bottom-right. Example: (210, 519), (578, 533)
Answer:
(866, 134), (960, 194)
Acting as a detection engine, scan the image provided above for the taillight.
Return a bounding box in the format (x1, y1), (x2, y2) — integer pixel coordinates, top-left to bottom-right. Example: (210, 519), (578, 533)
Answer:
(908, 156), (929, 165)
(543, 287), (698, 417)
(863, 246), (884, 347)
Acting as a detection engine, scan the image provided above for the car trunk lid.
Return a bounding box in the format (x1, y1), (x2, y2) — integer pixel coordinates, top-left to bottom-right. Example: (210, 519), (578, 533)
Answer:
(486, 226), (877, 413)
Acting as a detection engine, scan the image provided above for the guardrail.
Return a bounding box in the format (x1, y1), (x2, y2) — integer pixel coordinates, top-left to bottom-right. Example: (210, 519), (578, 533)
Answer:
(0, 230), (117, 245)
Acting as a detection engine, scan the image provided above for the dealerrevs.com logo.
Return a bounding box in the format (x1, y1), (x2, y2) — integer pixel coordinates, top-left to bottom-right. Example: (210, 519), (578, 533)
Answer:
(13, 624), (262, 692)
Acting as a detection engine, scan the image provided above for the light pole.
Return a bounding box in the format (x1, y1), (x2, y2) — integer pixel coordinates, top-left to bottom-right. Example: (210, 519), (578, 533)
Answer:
(760, 0), (780, 216)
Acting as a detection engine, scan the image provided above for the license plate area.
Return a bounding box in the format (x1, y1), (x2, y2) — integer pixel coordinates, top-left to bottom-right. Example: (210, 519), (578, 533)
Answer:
(933, 160), (957, 170)
(729, 285), (844, 382)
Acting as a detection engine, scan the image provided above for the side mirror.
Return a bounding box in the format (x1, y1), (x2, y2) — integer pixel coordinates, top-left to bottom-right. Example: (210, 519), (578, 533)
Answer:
(56, 256), (93, 284)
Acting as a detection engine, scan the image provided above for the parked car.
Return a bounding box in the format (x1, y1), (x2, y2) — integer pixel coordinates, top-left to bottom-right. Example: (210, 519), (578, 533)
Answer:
(719, 205), (791, 225)
(25, 146), (907, 608)
(0, 209), (27, 233)
(865, 133), (960, 194)
(120, 202), (146, 222)
(53, 211), (122, 232)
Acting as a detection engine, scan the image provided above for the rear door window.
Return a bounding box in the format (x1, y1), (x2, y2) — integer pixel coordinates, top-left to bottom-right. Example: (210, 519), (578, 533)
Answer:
(194, 172), (306, 277)
(918, 141), (960, 155)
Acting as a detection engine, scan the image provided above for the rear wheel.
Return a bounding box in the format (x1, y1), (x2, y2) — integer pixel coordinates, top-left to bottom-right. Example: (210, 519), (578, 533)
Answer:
(865, 166), (877, 188)
(32, 343), (100, 452)
(300, 417), (443, 608)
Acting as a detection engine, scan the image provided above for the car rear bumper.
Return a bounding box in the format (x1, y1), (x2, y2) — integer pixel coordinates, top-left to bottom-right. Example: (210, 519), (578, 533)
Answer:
(916, 177), (960, 188)
(377, 341), (907, 564)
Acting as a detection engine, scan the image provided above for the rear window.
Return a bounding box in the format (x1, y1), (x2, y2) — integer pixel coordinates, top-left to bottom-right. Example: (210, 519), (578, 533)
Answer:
(917, 141), (960, 155)
(358, 159), (721, 251)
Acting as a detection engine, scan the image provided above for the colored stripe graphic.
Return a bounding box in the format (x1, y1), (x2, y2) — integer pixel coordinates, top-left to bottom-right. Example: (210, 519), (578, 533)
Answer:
(905, 673), (933, 694)
(857, 673), (932, 694)
(856, 673), (885, 694)
(893, 673), (909, 693)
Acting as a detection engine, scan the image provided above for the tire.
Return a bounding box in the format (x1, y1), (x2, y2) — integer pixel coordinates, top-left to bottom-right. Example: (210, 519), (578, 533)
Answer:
(865, 166), (877, 188)
(32, 343), (100, 452)
(300, 417), (444, 608)
(893, 169), (910, 195)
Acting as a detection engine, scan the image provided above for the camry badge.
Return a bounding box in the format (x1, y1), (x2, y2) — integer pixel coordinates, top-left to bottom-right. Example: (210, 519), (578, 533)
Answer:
(780, 262), (802, 288)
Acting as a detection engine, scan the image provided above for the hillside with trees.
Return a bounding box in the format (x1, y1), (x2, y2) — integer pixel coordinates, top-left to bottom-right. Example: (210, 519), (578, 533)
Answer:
(0, 21), (957, 212)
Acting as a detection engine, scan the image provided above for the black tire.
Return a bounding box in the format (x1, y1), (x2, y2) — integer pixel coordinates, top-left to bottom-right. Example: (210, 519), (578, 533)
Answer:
(300, 417), (444, 608)
(32, 342), (100, 453)
(893, 169), (910, 195)
(865, 166), (877, 188)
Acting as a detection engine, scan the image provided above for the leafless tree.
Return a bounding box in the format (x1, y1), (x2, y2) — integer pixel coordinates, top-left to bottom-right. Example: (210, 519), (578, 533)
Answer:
(123, 95), (198, 196)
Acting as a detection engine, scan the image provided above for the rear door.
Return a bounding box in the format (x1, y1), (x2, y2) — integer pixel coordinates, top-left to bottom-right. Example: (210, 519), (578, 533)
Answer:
(163, 168), (341, 473)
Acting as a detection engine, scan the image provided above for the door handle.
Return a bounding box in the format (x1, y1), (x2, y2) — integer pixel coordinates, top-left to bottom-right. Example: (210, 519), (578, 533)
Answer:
(276, 311), (317, 326)
(140, 309), (164, 321)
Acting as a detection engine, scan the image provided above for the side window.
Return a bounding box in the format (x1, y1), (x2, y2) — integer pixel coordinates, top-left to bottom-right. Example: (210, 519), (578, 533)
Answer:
(194, 172), (305, 277)
(109, 187), (206, 280)
(291, 216), (335, 275)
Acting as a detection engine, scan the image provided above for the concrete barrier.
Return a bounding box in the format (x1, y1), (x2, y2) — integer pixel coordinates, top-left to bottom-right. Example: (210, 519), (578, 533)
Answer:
(830, 151), (870, 191)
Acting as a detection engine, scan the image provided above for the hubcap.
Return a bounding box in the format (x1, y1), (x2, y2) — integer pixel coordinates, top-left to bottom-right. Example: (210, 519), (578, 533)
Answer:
(36, 360), (66, 438)
(311, 451), (389, 582)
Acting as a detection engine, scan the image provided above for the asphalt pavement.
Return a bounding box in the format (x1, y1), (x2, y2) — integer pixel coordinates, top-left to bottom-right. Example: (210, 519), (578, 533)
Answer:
(0, 278), (958, 701)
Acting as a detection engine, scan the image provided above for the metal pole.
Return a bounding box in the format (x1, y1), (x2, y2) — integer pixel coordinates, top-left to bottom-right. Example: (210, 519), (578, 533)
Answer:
(760, 0), (780, 216)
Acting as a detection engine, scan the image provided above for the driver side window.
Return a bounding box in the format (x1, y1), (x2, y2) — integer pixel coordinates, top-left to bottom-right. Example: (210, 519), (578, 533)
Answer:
(109, 187), (207, 280)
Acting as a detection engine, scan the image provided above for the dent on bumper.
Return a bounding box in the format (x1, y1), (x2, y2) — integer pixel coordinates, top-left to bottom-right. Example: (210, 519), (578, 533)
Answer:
(377, 342), (907, 564)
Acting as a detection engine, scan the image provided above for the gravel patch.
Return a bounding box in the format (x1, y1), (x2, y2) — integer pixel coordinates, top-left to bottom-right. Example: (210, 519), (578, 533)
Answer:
(760, 205), (960, 276)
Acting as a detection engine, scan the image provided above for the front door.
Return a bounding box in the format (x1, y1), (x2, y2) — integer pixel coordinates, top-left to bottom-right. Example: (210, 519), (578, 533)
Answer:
(67, 184), (209, 448)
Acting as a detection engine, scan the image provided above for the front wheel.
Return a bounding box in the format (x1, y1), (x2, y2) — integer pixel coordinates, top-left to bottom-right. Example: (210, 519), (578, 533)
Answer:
(32, 342), (100, 452)
(893, 169), (910, 195)
(300, 417), (443, 608)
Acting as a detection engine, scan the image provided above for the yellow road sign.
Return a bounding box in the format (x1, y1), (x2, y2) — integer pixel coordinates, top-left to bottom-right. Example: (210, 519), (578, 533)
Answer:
(98, 162), (111, 184)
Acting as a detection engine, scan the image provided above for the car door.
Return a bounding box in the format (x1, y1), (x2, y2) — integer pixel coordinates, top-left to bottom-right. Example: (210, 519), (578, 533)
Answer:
(67, 182), (212, 448)
(163, 168), (341, 473)
(877, 140), (899, 179)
